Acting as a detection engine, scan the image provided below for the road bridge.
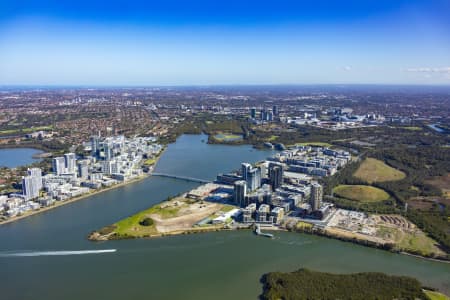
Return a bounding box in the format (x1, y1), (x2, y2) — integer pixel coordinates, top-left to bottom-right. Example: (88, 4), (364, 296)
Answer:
(151, 172), (212, 184)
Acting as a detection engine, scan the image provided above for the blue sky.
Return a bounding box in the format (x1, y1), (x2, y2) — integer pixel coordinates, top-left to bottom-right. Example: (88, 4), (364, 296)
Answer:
(0, 0), (449, 85)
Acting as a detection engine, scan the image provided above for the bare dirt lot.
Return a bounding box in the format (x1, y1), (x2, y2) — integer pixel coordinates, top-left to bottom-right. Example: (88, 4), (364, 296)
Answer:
(150, 201), (223, 233)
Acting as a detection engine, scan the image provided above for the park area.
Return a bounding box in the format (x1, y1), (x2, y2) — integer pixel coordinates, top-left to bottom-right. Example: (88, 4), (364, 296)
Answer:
(354, 158), (406, 183)
(213, 132), (244, 142)
(374, 214), (445, 257)
(333, 184), (390, 202)
(90, 195), (236, 240)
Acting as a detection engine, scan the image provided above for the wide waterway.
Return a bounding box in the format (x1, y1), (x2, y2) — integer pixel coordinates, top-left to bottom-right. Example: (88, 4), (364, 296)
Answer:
(0, 134), (449, 300)
(0, 148), (43, 168)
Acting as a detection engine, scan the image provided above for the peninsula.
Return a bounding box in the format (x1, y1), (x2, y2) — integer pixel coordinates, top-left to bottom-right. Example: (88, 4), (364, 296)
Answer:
(89, 145), (448, 262)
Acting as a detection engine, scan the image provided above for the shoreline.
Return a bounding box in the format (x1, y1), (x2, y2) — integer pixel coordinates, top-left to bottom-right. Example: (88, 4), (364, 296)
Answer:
(0, 174), (150, 226)
(88, 192), (450, 264)
(91, 222), (450, 264)
(0, 143), (53, 153)
(400, 251), (450, 264)
(0, 147), (166, 226)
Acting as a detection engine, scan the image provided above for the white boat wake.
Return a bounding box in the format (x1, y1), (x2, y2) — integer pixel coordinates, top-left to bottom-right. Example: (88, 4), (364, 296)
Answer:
(0, 249), (117, 257)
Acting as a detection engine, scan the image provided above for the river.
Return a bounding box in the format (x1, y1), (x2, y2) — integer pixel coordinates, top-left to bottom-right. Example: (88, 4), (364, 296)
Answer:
(0, 148), (43, 168)
(0, 134), (449, 300)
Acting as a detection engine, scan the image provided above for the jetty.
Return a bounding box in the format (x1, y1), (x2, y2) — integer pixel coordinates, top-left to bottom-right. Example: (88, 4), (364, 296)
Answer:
(254, 224), (274, 238)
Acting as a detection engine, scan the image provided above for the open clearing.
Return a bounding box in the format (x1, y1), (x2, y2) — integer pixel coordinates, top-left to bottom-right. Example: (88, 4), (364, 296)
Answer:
(333, 185), (390, 202)
(426, 173), (450, 198)
(0, 125), (53, 135)
(295, 142), (332, 147)
(425, 290), (450, 300)
(213, 132), (243, 142)
(354, 158), (406, 183)
(110, 197), (233, 238)
(402, 126), (423, 131)
(376, 224), (444, 257)
(374, 214), (445, 257)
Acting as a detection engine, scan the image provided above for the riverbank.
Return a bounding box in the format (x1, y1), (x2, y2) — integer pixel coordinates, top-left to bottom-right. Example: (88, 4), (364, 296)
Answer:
(32, 152), (53, 159)
(291, 224), (449, 263)
(0, 142), (55, 153)
(88, 186), (449, 263)
(0, 174), (150, 226)
(0, 147), (166, 226)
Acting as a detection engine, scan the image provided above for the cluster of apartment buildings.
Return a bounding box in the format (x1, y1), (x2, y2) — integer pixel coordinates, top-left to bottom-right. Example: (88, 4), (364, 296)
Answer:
(217, 156), (329, 226)
(0, 135), (162, 218)
(271, 146), (351, 177)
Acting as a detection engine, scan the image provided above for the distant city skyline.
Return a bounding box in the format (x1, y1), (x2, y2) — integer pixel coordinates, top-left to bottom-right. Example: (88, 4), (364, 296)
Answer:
(0, 0), (449, 85)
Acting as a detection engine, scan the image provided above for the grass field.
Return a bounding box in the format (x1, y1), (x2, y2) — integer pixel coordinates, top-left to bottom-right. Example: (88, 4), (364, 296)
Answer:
(296, 221), (313, 230)
(102, 195), (235, 239)
(333, 185), (390, 202)
(0, 126), (52, 135)
(295, 142), (332, 147)
(113, 202), (183, 237)
(354, 158), (406, 183)
(425, 290), (450, 300)
(402, 126), (423, 131)
(143, 158), (156, 165)
(376, 225), (443, 256)
(213, 132), (243, 142)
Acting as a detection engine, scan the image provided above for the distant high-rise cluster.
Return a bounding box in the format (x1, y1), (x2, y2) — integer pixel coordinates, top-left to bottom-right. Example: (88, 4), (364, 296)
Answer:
(249, 105), (278, 122)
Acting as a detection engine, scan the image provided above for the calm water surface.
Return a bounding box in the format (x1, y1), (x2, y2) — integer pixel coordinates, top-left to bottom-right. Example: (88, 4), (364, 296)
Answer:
(0, 134), (449, 300)
(0, 148), (43, 168)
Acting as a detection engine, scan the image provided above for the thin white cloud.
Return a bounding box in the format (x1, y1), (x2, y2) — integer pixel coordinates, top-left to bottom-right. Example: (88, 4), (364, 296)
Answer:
(339, 66), (351, 71)
(405, 67), (450, 73)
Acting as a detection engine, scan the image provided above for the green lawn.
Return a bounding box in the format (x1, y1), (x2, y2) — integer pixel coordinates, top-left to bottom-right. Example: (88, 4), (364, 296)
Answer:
(354, 158), (406, 183)
(377, 225), (443, 256)
(403, 126), (423, 131)
(220, 204), (237, 212)
(144, 203), (182, 219)
(143, 158), (156, 165)
(425, 290), (450, 300)
(398, 231), (443, 257)
(296, 221), (313, 230)
(113, 202), (183, 237)
(114, 212), (158, 237)
(0, 126), (53, 135)
(295, 142), (332, 147)
(333, 185), (390, 202)
(213, 133), (243, 142)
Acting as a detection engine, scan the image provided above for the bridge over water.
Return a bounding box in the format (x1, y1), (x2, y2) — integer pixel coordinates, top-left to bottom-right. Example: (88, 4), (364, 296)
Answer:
(151, 172), (212, 184)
